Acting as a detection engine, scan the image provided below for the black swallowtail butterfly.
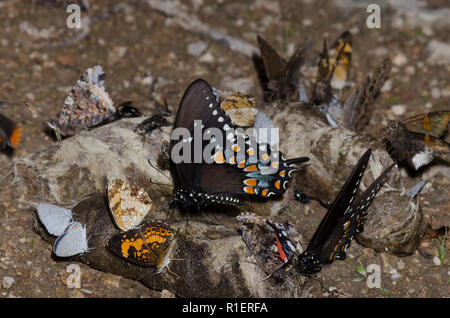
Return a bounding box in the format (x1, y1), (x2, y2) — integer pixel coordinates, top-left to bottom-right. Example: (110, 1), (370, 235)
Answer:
(297, 148), (394, 275)
(170, 79), (309, 209)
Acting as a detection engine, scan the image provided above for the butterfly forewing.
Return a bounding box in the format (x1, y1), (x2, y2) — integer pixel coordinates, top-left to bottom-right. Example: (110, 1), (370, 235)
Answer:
(306, 148), (372, 253)
(257, 35), (288, 81)
(402, 111), (450, 138)
(318, 162), (395, 263)
(342, 58), (391, 132)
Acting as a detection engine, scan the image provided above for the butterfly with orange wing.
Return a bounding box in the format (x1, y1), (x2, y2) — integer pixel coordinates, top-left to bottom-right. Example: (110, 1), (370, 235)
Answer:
(385, 110), (450, 170)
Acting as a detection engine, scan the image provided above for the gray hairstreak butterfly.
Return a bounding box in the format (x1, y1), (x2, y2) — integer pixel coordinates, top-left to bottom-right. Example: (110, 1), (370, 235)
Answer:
(53, 222), (88, 257)
(37, 203), (73, 237)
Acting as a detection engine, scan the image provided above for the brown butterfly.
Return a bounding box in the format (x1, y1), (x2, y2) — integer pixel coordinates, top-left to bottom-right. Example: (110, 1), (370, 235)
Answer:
(385, 110), (450, 170)
(257, 35), (308, 101)
(341, 58), (392, 133)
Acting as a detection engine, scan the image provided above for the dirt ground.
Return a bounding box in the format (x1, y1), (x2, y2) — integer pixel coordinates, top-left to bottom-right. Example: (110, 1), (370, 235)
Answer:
(0, 0), (448, 298)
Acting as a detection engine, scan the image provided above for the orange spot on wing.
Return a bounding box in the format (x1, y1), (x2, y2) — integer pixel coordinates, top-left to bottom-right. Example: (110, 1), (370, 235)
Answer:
(9, 127), (22, 148)
(244, 165), (258, 172)
(261, 189), (268, 197)
(244, 186), (255, 194)
(247, 148), (255, 156)
(238, 160), (246, 168)
(244, 179), (257, 186)
(279, 170), (286, 177)
(274, 180), (281, 189)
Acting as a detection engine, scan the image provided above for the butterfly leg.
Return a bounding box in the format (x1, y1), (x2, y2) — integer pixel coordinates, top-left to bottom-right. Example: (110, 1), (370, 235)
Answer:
(167, 265), (184, 280)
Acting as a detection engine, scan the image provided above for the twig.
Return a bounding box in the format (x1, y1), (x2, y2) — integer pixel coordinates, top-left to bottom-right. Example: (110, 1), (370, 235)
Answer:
(143, 0), (259, 58)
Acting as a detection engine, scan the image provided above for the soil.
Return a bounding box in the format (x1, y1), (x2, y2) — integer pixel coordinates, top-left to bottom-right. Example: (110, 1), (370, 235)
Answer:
(0, 0), (448, 298)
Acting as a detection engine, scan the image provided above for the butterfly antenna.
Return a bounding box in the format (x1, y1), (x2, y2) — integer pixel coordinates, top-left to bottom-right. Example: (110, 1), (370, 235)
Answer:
(147, 158), (173, 184)
(23, 101), (49, 118)
(149, 178), (172, 187)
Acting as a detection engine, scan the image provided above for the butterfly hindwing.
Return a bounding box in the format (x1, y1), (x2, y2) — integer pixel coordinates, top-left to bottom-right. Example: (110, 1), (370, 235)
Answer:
(107, 222), (175, 268)
(402, 111), (450, 139)
(236, 212), (300, 276)
(0, 113), (22, 149)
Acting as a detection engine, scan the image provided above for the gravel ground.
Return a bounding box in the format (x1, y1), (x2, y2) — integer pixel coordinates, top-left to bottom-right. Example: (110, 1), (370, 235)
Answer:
(0, 0), (448, 298)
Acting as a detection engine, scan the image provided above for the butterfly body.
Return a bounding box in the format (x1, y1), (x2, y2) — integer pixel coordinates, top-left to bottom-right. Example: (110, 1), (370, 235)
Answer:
(297, 149), (394, 275)
(171, 79), (309, 209)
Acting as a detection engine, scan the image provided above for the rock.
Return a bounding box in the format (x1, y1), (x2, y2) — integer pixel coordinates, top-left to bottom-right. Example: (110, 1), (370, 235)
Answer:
(69, 289), (85, 298)
(391, 104), (406, 116)
(430, 87), (441, 100)
(187, 41), (208, 56)
(108, 46), (128, 65)
(380, 79), (392, 92)
(426, 40), (450, 66)
(199, 52), (214, 63)
(433, 256), (441, 266)
(392, 53), (407, 67)
(389, 268), (402, 280)
(161, 289), (176, 298)
(220, 76), (254, 93)
(2, 276), (15, 289)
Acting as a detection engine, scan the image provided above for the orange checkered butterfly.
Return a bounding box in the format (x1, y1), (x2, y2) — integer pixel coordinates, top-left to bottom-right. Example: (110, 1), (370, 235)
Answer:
(107, 221), (175, 269)
(170, 79), (309, 209)
(257, 35), (308, 101)
(297, 149), (395, 275)
(322, 58), (391, 131)
(236, 212), (301, 277)
(0, 112), (22, 150)
(385, 110), (450, 170)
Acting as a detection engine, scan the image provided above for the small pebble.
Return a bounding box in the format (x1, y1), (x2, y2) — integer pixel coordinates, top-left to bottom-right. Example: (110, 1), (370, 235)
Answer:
(199, 52), (214, 63)
(405, 65), (415, 75)
(392, 52), (407, 67)
(380, 79), (392, 92)
(430, 87), (441, 99)
(433, 256), (441, 266)
(2, 276), (15, 289)
(391, 104), (406, 116)
(397, 260), (405, 271)
(19, 238), (26, 244)
(187, 41), (208, 56)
